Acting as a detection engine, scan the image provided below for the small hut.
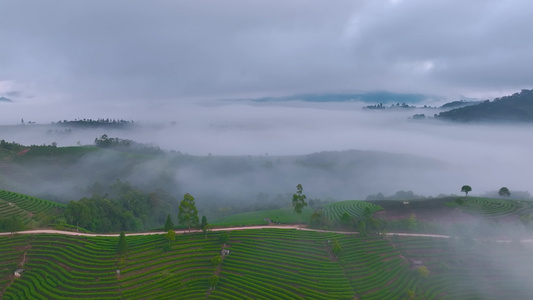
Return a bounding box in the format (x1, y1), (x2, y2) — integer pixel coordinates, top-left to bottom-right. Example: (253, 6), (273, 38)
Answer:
(410, 260), (423, 269)
(14, 269), (25, 277)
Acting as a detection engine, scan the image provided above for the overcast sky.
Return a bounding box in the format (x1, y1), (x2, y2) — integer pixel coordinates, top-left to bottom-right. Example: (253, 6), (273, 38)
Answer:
(1, 0), (532, 109)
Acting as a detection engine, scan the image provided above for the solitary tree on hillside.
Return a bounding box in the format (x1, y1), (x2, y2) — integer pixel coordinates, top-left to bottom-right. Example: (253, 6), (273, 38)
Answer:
(164, 214), (174, 231)
(418, 266), (430, 278)
(164, 229), (176, 243)
(201, 215), (212, 239)
(499, 187), (511, 198)
(220, 232), (230, 245)
(211, 255), (222, 267)
(200, 216), (208, 232)
(358, 220), (368, 238)
(406, 214), (417, 231)
(461, 185), (472, 197)
(178, 193), (199, 232)
(208, 275), (219, 290)
(292, 184), (307, 228)
(331, 239), (343, 258)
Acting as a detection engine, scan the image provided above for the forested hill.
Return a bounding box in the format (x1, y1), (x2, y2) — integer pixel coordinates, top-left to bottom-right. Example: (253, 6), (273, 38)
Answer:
(436, 89), (533, 122)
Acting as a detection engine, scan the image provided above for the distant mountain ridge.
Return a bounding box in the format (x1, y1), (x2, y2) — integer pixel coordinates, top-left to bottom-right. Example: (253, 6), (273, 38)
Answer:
(436, 89), (533, 122)
(252, 91), (439, 104)
(439, 100), (481, 109)
(0, 97), (13, 103)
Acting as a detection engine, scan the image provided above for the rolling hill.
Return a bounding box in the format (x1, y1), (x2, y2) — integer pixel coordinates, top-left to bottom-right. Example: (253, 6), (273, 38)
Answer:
(436, 89), (533, 122)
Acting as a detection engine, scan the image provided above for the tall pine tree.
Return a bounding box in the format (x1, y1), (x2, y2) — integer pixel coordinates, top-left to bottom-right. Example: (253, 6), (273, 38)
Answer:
(164, 214), (174, 231)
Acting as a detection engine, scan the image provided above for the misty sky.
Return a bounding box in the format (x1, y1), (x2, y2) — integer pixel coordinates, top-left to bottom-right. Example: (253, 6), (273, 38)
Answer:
(1, 0), (533, 111)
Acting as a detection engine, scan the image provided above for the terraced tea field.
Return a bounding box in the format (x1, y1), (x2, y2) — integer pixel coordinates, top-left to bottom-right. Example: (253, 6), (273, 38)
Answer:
(391, 235), (533, 299)
(212, 207), (314, 226)
(2, 191), (533, 299)
(1, 228), (533, 299)
(212, 229), (355, 299)
(322, 200), (383, 223)
(444, 197), (522, 218)
(0, 190), (64, 229)
(1, 232), (219, 299)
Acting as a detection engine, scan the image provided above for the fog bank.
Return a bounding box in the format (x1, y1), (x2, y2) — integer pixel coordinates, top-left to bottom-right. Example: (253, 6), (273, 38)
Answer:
(1, 100), (531, 199)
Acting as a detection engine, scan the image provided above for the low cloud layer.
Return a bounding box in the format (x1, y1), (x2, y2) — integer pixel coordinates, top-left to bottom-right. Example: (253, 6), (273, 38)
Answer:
(1, 100), (532, 200)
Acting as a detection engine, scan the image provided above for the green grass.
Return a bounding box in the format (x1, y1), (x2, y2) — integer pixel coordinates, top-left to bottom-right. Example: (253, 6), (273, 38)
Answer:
(211, 206), (313, 226)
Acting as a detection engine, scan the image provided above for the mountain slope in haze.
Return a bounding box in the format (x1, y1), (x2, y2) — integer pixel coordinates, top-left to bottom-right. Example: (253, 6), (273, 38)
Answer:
(0, 142), (454, 214)
(252, 91), (438, 104)
(436, 89), (533, 122)
(0, 97), (13, 103)
(439, 99), (481, 109)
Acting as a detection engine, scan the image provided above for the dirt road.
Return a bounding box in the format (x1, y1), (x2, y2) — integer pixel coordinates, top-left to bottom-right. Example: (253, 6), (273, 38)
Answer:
(1, 226), (532, 243)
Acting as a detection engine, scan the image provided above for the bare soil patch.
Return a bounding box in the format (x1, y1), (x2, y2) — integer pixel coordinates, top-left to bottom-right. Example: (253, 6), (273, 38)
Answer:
(58, 262), (72, 272)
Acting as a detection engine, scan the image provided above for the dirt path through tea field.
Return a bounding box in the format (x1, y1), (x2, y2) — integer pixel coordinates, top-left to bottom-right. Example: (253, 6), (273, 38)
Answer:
(2, 226), (533, 244)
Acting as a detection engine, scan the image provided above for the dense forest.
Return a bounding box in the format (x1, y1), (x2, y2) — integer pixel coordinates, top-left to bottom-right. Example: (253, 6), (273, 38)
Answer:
(62, 180), (179, 232)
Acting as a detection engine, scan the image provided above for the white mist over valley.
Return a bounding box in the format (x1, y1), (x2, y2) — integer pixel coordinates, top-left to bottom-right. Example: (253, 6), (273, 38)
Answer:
(2, 99), (532, 201)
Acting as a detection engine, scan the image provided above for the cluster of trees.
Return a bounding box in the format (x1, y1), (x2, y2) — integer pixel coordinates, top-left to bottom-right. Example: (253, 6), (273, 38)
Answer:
(364, 102), (417, 109)
(56, 118), (134, 128)
(61, 178), (211, 234)
(46, 129), (72, 136)
(460, 185), (511, 198)
(0, 139), (60, 157)
(163, 193), (212, 237)
(0, 215), (25, 232)
(411, 114), (426, 120)
(63, 180), (178, 232)
(0, 139), (23, 151)
(94, 134), (163, 154)
(94, 134), (132, 148)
